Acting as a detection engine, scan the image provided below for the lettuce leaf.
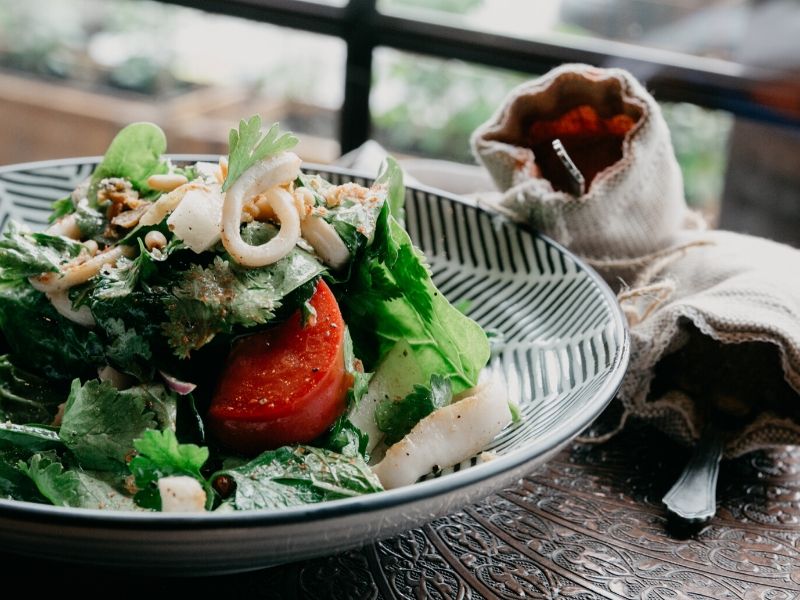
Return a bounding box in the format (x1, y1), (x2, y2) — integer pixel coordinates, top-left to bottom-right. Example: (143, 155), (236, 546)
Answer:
(339, 160), (489, 394)
(90, 122), (167, 198)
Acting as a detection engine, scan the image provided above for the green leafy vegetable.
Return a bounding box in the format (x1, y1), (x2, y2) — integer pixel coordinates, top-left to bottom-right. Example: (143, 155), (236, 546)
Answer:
(0, 451), (44, 502)
(102, 318), (154, 381)
(214, 445), (382, 511)
(323, 416), (369, 459)
(73, 198), (107, 242)
(0, 221), (83, 278)
(322, 329), (371, 458)
(0, 355), (67, 424)
(19, 452), (137, 510)
(0, 422), (63, 452)
(49, 196), (75, 222)
(128, 429), (209, 510)
(373, 156), (405, 223)
(58, 379), (173, 471)
(222, 116), (298, 192)
(0, 279), (105, 380)
(375, 374), (453, 445)
(163, 240), (324, 357)
(90, 122), (167, 197)
(341, 161), (489, 394)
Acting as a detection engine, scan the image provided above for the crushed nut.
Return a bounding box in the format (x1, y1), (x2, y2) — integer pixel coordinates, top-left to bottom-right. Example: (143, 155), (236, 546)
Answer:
(147, 173), (189, 192)
(144, 230), (168, 251)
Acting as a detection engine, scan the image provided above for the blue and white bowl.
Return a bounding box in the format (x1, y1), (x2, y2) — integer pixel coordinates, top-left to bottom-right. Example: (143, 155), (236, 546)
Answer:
(0, 158), (628, 574)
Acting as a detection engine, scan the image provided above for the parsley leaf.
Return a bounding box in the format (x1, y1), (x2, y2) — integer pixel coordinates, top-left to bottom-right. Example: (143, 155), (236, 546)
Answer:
(128, 429), (209, 510)
(222, 116), (298, 192)
(0, 221), (83, 278)
(375, 374), (453, 445)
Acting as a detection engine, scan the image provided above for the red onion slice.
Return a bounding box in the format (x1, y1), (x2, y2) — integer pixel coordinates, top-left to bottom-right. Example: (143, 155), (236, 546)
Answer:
(160, 371), (197, 395)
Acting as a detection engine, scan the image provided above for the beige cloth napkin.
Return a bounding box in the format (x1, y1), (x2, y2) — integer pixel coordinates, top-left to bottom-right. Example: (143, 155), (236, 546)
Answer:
(471, 63), (800, 456)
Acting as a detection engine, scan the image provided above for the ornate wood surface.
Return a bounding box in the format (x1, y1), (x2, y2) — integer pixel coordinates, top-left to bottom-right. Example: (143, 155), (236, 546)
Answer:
(4, 423), (799, 598)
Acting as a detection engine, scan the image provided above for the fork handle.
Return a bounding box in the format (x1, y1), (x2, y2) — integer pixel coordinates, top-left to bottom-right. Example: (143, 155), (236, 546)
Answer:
(662, 425), (724, 524)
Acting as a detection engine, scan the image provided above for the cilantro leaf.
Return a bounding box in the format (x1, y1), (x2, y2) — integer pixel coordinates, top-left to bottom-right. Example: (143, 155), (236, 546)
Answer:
(58, 379), (162, 471)
(162, 241), (324, 357)
(128, 429), (208, 510)
(102, 318), (154, 381)
(323, 416), (369, 459)
(19, 452), (82, 507)
(0, 221), (83, 278)
(222, 116), (298, 192)
(213, 445), (382, 511)
(375, 374), (453, 445)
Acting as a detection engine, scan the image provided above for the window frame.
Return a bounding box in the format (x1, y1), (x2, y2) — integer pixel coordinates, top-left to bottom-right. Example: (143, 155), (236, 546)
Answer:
(163, 0), (800, 152)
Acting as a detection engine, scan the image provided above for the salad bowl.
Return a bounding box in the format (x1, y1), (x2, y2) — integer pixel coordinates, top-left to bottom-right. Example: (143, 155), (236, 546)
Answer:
(0, 156), (628, 574)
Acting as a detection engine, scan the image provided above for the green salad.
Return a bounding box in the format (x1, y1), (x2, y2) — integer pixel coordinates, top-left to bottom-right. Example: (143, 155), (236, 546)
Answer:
(0, 116), (511, 512)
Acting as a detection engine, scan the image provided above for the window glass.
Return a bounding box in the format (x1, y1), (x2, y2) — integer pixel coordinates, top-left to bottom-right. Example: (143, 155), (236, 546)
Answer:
(0, 0), (346, 163)
(379, 0), (761, 66)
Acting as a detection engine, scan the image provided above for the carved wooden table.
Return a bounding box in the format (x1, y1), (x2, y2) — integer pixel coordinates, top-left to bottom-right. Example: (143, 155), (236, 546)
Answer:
(4, 422), (799, 597)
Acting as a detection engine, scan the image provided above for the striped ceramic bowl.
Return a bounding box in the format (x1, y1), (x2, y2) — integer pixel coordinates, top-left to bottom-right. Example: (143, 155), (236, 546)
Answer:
(0, 158), (628, 574)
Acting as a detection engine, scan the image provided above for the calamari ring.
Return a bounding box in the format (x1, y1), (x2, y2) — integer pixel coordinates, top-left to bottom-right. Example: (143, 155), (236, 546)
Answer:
(221, 152), (302, 267)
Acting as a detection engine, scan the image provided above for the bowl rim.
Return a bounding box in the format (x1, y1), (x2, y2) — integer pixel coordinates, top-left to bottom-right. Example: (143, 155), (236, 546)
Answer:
(0, 155), (629, 529)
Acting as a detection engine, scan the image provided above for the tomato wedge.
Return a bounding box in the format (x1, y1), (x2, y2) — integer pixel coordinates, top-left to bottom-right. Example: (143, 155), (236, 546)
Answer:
(207, 280), (352, 454)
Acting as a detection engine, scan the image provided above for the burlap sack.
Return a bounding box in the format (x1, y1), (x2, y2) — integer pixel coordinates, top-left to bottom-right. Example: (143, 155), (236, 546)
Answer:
(471, 63), (700, 287)
(471, 64), (800, 456)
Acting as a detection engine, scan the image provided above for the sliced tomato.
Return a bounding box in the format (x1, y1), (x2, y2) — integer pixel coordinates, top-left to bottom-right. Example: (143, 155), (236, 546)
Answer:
(207, 280), (352, 454)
